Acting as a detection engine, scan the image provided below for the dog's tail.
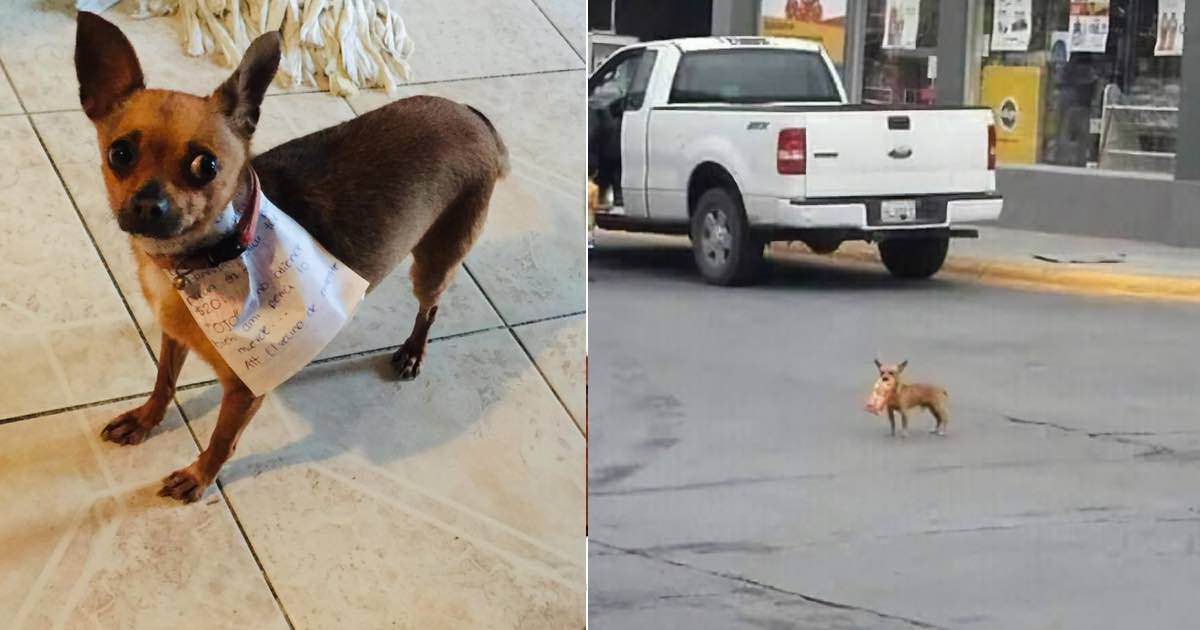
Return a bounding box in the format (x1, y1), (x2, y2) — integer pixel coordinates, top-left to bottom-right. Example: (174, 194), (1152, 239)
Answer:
(465, 104), (510, 178)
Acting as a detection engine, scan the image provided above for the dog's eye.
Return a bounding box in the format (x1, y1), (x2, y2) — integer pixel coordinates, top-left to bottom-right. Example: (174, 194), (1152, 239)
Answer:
(107, 140), (136, 171)
(188, 152), (219, 185)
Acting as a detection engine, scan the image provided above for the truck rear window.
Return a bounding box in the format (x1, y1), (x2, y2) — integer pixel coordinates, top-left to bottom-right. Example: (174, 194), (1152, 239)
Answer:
(669, 50), (840, 105)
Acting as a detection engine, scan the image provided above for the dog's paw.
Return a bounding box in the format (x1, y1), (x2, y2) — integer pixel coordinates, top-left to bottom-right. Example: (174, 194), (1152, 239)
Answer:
(101, 406), (160, 445)
(936, 429), (947, 437)
(899, 430), (909, 439)
(391, 344), (425, 381)
(158, 465), (210, 504)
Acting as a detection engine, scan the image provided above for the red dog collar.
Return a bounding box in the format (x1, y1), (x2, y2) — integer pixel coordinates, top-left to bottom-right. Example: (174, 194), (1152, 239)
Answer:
(150, 168), (262, 279)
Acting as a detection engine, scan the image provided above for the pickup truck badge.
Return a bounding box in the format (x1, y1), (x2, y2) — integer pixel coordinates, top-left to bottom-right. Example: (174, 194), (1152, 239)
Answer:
(888, 146), (914, 159)
(747, 121), (769, 130)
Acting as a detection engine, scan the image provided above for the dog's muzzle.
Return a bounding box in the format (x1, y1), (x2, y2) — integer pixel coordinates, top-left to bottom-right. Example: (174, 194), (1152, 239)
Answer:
(119, 180), (181, 238)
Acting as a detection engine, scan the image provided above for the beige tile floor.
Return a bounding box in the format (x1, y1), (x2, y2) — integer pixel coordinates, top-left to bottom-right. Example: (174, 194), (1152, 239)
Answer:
(0, 1), (585, 628)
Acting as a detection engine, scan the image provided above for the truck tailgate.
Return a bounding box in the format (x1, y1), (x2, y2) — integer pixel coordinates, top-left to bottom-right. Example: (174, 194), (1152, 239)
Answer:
(804, 108), (993, 198)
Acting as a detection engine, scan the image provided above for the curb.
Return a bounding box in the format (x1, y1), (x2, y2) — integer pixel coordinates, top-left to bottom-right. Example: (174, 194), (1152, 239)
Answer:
(780, 242), (1200, 303)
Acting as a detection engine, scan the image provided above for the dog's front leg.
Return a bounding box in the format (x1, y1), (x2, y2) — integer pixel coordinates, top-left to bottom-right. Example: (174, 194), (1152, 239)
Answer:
(392, 305), (438, 380)
(160, 380), (263, 503)
(102, 333), (189, 445)
(887, 408), (896, 437)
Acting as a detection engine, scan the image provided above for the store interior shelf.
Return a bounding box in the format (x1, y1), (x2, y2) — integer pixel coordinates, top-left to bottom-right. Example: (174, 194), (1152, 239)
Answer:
(1097, 83), (1177, 173)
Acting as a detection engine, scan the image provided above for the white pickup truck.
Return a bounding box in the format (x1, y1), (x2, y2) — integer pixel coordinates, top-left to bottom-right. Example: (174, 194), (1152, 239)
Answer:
(588, 36), (1003, 285)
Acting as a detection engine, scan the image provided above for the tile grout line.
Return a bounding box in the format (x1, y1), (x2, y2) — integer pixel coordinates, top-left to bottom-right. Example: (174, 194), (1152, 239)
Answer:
(508, 318), (585, 434)
(0, 315), (580, 426)
(0, 391), (155, 427)
(0, 57), (30, 112)
(22, 113), (160, 365)
(14, 68), (584, 117)
(461, 262), (585, 437)
(524, 0), (585, 64)
(170, 399), (299, 630)
(307, 323), (509, 367)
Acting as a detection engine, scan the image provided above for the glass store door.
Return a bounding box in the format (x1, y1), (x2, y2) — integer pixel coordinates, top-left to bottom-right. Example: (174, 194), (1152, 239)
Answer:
(862, 0), (941, 105)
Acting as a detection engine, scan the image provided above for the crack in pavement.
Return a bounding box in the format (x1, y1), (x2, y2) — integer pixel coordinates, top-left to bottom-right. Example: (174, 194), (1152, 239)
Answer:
(593, 452), (1148, 498)
(1002, 415), (1193, 458)
(590, 472), (838, 497)
(591, 540), (948, 629)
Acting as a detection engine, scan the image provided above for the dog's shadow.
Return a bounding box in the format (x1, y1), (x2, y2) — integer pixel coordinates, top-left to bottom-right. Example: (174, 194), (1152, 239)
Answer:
(174, 345), (526, 489)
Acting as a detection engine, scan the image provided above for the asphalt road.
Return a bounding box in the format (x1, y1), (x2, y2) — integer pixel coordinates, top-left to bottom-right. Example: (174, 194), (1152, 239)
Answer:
(588, 232), (1200, 630)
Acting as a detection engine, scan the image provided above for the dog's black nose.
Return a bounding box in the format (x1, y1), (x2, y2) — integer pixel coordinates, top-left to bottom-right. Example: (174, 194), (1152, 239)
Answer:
(132, 181), (169, 219)
(118, 180), (180, 237)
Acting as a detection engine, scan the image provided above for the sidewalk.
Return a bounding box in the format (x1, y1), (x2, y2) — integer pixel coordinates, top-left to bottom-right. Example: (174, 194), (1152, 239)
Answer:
(787, 226), (1200, 301)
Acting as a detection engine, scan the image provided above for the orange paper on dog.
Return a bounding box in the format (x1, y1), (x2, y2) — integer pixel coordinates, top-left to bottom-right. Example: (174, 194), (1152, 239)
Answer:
(170, 192), (369, 396)
(864, 379), (889, 415)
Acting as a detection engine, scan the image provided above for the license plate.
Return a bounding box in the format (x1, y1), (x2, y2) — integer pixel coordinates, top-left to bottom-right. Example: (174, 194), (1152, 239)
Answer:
(880, 199), (917, 224)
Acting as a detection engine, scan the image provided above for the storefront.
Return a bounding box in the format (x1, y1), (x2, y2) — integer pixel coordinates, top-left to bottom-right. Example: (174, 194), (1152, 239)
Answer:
(704, 0), (1200, 246)
(588, 0), (715, 69)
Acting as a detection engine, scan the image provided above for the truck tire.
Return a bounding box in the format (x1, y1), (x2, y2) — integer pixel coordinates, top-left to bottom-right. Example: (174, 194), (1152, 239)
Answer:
(878, 236), (950, 279)
(690, 187), (764, 286)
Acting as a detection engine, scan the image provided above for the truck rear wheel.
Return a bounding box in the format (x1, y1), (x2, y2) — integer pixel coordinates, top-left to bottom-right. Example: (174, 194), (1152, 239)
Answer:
(690, 188), (764, 286)
(878, 236), (950, 279)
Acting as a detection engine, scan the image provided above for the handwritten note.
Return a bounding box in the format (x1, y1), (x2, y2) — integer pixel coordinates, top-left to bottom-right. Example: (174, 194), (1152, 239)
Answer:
(170, 194), (369, 396)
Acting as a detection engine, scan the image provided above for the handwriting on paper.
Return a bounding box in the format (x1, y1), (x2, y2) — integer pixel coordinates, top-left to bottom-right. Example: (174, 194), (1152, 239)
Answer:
(171, 197), (368, 396)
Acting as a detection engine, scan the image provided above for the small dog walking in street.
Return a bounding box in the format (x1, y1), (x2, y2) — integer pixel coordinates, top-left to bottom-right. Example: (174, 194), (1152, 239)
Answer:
(864, 359), (950, 438)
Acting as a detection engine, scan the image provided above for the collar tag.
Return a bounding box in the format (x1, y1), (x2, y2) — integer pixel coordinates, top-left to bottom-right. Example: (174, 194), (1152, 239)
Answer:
(172, 269), (201, 299)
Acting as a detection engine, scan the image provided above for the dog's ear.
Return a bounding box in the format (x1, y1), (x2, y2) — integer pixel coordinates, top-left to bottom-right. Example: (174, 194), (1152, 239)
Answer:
(873, 358), (882, 370)
(75, 12), (145, 121)
(897, 360), (908, 372)
(212, 32), (281, 139)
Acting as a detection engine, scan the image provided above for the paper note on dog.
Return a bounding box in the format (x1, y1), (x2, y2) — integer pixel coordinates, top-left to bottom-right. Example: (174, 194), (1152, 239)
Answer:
(170, 195), (368, 396)
(864, 380), (889, 415)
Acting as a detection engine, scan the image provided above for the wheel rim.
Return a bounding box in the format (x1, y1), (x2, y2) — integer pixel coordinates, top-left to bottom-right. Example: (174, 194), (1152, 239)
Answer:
(699, 209), (732, 268)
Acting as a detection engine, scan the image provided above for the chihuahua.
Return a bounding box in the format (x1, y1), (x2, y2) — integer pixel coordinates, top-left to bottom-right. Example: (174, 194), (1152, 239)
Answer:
(864, 359), (950, 438)
(75, 12), (507, 502)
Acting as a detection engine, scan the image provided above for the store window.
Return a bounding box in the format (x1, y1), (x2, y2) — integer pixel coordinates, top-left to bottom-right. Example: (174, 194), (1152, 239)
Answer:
(974, 0), (1181, 174)
(761, 0), (850, 72)
(590, 0), (613, 32)
(863, 0), (941, 104)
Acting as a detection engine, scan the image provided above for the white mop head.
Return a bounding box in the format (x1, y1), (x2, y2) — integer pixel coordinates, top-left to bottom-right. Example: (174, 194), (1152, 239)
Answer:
(116, 0), (414, 96)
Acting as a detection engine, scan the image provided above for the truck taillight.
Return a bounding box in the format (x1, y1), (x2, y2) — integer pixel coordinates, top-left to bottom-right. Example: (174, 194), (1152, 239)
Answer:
(987, 124), (996, 170)
(777, 128), (807, 175)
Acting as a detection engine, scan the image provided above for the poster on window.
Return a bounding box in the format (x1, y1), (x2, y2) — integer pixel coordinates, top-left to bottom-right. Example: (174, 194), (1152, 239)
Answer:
(1069, 1), (1110, 53)
(762, 0), (847, 63)
(1156, 0), (1185, 56)
(882, 0), (920, 50)
(981, 65), (1043, 165)
(991, 0), (1032, 51)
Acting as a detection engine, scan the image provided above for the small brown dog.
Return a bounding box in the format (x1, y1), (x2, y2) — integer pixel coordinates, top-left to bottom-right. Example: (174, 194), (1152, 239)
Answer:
(864, 359), (950, 438)
(75, 13), (507, 502)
